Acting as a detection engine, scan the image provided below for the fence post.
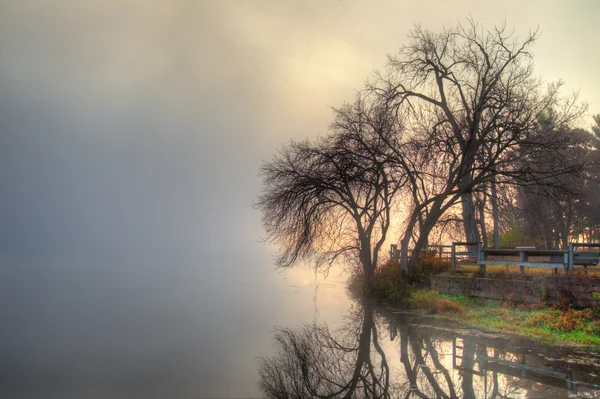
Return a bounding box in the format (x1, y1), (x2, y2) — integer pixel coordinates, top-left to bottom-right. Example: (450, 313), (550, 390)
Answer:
(477, 241), (485, 274)
(451, 243), (456, 273)
(390, 244), (398, 260)
(519, 251), (527, 276)
(568, 243), (574, 275)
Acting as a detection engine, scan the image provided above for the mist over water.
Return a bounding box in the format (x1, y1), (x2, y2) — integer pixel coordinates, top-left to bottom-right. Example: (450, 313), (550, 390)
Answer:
(0, 2), (351, 396)
(0, 247), (351, 398)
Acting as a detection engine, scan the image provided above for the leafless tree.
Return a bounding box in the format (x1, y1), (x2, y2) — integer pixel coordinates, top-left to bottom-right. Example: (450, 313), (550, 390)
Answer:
(256, 98), (405, 287)
(258, 301), (394, 398)
(258, 18), (588, 278)
(367, 19), (586, 273)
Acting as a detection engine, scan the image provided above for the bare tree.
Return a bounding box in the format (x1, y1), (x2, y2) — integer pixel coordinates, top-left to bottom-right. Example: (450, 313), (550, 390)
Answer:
(258, 301), (394, 398)
(258, 18), (587, 278)
(256, 99), (405, 288)
(367, 19), (586, 273)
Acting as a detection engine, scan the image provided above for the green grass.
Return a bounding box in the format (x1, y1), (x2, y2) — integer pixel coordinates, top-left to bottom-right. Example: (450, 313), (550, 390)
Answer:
(406, 289), (600, 348)
(355, 257), (600, 348)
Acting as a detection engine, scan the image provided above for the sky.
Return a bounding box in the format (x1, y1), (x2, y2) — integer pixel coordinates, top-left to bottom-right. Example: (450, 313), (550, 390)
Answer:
(0, 0), (599, 268)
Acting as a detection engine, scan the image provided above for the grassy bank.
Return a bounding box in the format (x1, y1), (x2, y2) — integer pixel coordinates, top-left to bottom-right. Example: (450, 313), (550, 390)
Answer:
(354, 258), (600, 349)
(406, 289), (600, 348)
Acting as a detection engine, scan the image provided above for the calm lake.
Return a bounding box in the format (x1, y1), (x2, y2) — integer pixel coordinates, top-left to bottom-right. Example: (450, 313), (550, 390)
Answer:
(1, 255), (599, 398)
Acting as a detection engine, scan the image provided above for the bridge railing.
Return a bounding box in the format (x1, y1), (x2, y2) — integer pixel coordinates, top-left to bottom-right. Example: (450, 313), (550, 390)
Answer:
(450, 242), (600, 275)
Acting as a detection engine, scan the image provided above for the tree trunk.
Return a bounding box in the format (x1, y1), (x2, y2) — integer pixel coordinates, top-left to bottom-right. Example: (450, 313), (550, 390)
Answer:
(418, 213), (429, 249)
(478, 193), (488, 248)
(461, 192), (480, 243)
(406, 203), (444, 274)
(560, 219), (570, 249)
(400, 211), (419, 275)
(343, 301), (374, 399)
(399, 325), (417, 392)
(490, 178), (500, 248)
(461, 339), (477, 399)
(360, 241), (374, 290)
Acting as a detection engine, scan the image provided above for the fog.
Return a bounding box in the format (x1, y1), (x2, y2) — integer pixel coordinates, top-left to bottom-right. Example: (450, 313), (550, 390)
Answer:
(0, 1), (599, 397)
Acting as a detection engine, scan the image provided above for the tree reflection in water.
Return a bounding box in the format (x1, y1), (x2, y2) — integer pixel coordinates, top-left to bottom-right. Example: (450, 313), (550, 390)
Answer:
(258, 299), (600, 398)
(258, 300), (394, 398)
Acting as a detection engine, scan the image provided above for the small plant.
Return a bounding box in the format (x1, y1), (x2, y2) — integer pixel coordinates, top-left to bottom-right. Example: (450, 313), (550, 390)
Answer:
(558, 285), (575, 311)
(541, 282), (548, 303)
(408, 289), (463, 315)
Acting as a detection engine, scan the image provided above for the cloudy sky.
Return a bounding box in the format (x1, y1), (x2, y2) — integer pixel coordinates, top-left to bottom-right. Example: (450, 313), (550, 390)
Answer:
(0, 0), (598, 267)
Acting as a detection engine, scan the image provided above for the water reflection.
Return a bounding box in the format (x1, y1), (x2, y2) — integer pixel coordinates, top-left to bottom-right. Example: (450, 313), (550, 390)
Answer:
(259, 300), (394, 398)
(259, 298), (600, 398)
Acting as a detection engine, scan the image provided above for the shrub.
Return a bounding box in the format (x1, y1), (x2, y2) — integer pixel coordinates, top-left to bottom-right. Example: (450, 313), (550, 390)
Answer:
(408, 289), (463, 315)
(498, 227), (530, 247)
(359, 255), (451, 303)
(412, 256), (450, 286)
(523, 308), (600, 336)
(370, 259), (410, 303)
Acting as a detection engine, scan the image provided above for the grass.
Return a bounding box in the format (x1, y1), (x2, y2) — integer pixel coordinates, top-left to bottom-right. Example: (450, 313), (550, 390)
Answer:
(405, 288), (600, 348)
(407, 288), (463, 314)
(355, 257), (600, 348)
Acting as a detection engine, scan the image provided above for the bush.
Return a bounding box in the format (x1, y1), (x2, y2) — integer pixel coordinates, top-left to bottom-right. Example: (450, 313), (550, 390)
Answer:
(356, 257), (449, 302)
(351, 256), (451, 303)
(523, 308), (600, 336)
(498, 227), (530, 247)
(368, 259), (410, 303)
(412, 256), (450, 286)
(408, 289), (463, 315)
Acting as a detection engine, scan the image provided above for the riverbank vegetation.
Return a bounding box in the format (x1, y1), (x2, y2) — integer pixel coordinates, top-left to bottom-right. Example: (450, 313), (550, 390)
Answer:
(348, 258), (600, 348)
(406, 289), (600, 348)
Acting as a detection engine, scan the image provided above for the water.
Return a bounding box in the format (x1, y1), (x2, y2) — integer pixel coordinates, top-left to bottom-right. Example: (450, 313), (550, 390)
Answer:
(0, 255), (350, 398)
(2, 257), (599, 399)
(260, 301), (600, 398)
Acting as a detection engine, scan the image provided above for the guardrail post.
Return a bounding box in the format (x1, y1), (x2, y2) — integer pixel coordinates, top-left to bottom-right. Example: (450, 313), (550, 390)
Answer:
(451, 242), (456, 273)
(477, 241), (485, 274)
(568, 243), (574, 275)
(519, 250), (527, 275)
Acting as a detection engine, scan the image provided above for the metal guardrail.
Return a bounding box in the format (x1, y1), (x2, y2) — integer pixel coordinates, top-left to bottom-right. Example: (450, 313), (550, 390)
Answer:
(390, 242), (600, 275)
(451, 242), (480, 273)
(389, 244), (452, 260)
(449, 242), (600, 275)
(424, 244), (452, 258)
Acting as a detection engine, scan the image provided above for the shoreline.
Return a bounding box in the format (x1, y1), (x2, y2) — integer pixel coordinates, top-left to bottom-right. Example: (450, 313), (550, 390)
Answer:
(388, 288), (600, 351)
